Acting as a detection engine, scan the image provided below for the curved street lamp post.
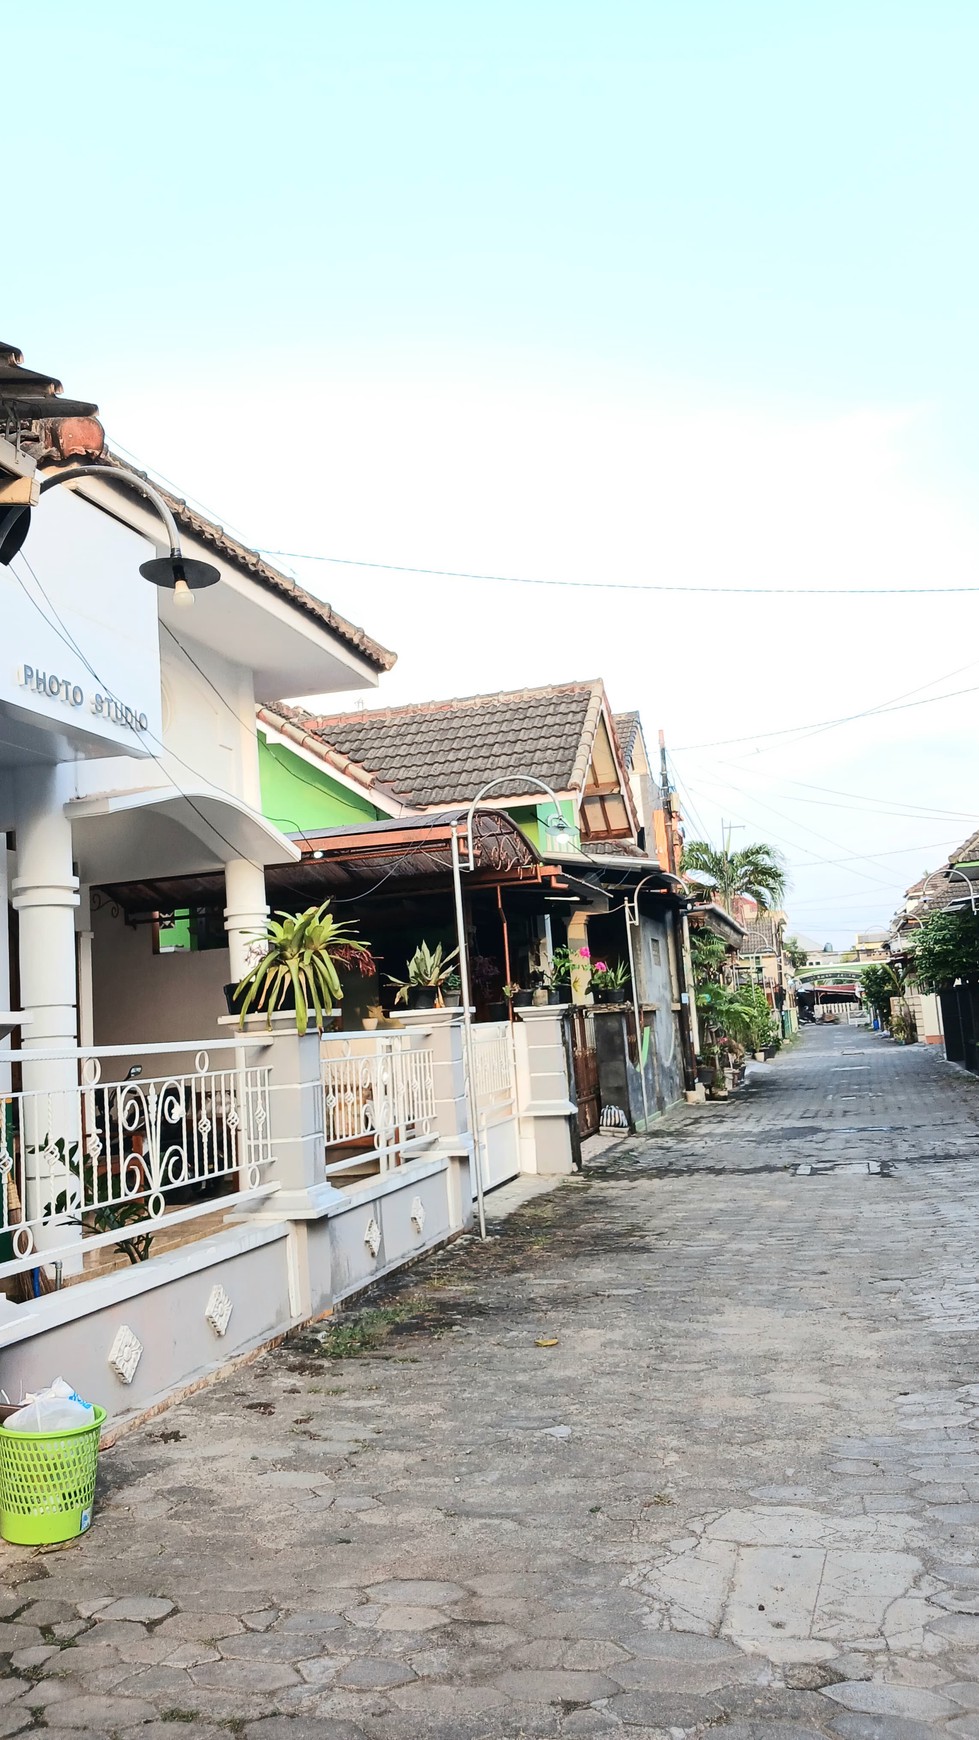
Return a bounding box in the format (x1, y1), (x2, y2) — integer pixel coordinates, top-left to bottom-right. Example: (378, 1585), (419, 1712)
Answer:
(454, 777), (571, 1241)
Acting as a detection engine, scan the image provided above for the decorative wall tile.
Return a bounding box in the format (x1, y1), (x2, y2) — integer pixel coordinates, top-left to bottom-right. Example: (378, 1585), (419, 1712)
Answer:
(205, 1284), (233, 1337)
(108, 1325), (143, 1385)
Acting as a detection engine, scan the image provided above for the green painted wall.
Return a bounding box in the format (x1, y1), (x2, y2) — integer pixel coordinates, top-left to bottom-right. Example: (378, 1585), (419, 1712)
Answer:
(506, 798), (580, 855)
(258, 734), (382, 833)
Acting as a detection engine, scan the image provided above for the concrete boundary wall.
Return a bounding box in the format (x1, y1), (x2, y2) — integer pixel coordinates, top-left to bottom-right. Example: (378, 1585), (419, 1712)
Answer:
(0, 1007), (570, 1429)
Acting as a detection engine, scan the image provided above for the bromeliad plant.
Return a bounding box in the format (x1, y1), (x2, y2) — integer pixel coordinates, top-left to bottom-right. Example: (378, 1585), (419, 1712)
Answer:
(235, 903), (369, 1035)
(387, 941), (460, 1006)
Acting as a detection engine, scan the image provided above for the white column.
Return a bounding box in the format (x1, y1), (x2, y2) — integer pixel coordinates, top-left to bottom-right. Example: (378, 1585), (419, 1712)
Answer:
(12, 767), (79, 1070)
(11, 766), (81, 1249)
(0, 833), (11, 1099)
(513, 1005), (576, 1176)
(224, 857), (269, 983)
(75, 885), (95, 1049)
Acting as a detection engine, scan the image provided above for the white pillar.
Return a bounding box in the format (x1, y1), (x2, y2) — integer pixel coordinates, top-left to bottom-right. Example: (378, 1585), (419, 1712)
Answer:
(75, 885), (94, 1050)
(513, 1005), (576, 1176)
(0, 835), (11, 1099)
(11, 766), (81, 1249)
(12, 767), (79, 1069)
(224, 857), (269, 983)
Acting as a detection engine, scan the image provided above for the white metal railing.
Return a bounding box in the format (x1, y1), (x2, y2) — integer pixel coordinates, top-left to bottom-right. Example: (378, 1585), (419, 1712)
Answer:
(321, 1034), (437, 1180)
(0, 1039), (276, 1280)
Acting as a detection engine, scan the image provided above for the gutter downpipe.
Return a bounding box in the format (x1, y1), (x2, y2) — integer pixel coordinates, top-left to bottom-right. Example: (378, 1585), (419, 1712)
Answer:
(451, 824), (486, 1240)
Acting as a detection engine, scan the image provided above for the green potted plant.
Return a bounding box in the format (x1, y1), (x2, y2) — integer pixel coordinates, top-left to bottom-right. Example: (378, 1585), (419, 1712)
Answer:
(442, 970), (462, 1008)
(591, 960), (630, 1004)
(233, 902), (368, 1035)
(502, 982), (533, 1009)
(551, 944), (590, 1000)
(387, 941), (460, 1010)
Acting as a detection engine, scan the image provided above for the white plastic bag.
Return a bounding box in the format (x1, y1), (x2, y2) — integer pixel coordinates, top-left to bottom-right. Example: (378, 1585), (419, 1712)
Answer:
(4, 1377), (95, 1434)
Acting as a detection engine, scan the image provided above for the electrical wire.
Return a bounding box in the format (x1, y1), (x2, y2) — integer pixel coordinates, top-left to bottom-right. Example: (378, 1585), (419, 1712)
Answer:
(675, 679), (979, 753)
(258, 547), (979, 598)
(783, 777), (979, 820)
(157, 623), (338, 855)
(12, 554), (266, 873)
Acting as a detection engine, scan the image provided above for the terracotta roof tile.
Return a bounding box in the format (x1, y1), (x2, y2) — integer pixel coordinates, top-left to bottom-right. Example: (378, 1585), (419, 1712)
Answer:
(42, 453), (396, 676)
(271, 681), (606, 808)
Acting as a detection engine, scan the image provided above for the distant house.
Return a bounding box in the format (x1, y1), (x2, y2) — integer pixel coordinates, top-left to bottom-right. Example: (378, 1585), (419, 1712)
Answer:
(733, 909), (798, 1034)
(256, 681), (697, 1130)
(889, 830), (979, 1052)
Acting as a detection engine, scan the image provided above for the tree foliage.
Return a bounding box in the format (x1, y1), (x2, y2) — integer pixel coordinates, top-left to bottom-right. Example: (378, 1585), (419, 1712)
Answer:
(910, 910), (979, 993)
(860, 962), (901, 1023)
(690, 927), (728, 984)
(784, 935), (809, 970)
(682, 840), (787, 913)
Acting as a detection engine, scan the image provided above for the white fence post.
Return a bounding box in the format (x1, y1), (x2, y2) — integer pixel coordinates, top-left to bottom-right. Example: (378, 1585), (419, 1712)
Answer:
(395, 1010), (473, 1224)
(513, 1006), (577, 1176)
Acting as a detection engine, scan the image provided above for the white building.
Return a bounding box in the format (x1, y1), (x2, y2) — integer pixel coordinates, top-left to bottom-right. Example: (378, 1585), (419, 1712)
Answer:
(0, 348), (577, 1430)
(0, 397), (394, 1085)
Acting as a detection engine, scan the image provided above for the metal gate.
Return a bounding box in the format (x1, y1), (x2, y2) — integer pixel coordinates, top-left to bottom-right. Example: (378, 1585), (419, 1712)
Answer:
(569, 1007), (600, 1138)
(471, 1022), (520, 1190)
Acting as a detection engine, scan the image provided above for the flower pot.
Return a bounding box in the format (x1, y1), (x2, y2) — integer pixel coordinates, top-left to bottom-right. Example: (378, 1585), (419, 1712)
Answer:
(407, 986), (438, 1010)
(488, 1002), (507, 1022)
(442, 991), (461, 1008)
(547, 989), (564, 1005)
(362, 1017), (379, 1030)
(532, 989), (548, 1007)
(513, 990), (534, 1008)
(754, 1050), (765, 1062)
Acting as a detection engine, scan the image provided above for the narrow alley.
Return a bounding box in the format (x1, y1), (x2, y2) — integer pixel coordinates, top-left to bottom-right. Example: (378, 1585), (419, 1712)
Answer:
(4, 1027), (979, 1739)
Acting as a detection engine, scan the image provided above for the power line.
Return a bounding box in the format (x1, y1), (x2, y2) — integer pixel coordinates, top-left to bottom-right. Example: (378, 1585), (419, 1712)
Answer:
(259, 547), (979, 598)
(675, 679), (979, 751)
(784, 777), (979, 820)
(12, 555), (265, 873)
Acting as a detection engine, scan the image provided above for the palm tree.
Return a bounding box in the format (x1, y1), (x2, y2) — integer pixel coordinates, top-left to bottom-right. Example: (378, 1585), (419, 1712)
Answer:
(682, 839), (787, 914)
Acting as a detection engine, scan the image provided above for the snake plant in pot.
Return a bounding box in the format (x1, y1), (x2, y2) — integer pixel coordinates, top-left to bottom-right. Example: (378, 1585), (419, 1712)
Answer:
(233, 903), (369, 1035)
(387, 940), (460, 1010)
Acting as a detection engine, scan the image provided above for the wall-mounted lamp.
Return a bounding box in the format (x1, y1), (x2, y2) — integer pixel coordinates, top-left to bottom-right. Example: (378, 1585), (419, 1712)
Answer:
(1, 464), (220, 607)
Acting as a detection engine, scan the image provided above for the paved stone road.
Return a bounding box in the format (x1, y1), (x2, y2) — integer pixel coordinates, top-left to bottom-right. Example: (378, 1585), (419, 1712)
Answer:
(5, 1026), (979, 1739)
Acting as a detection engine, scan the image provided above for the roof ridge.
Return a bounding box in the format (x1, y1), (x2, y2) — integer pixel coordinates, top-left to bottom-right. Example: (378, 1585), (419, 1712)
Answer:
(301, 678), (605, 729)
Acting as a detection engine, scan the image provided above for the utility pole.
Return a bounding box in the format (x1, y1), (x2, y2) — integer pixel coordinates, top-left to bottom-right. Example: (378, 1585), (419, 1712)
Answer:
(659, 730), (699, 1096)
(659, 730), (678, 875)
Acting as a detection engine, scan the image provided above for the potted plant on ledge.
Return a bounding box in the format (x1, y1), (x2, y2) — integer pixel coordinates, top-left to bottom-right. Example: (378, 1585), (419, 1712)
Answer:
(387, 941), (460, 1010)
(232, 903), (369, 1035)
(503, 982), (534, 1009)
(590, 960), (630, 1004)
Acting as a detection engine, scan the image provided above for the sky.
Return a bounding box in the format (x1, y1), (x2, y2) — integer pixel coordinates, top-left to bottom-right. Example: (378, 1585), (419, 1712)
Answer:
(9, 1), (979, 944)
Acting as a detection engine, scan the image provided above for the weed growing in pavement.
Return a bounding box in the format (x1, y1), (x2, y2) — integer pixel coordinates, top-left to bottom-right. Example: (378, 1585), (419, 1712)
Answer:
(312, 1303), (413, 1358)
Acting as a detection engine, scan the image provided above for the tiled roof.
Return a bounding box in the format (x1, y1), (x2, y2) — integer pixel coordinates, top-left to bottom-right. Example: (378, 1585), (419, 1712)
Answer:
(272, 681), (607, 808)
(892, 828), (979, 936)
(612, 710), (641, 764)
(41, 453), (396, 676)
(739, 915), (782, 956)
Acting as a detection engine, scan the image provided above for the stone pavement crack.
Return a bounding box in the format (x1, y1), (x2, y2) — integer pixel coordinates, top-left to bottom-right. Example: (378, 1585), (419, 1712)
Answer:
(6, 1026), (979, 1735)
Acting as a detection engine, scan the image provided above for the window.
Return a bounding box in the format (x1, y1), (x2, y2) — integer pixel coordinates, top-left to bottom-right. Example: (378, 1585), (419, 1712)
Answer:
(154, 907), (226, 954)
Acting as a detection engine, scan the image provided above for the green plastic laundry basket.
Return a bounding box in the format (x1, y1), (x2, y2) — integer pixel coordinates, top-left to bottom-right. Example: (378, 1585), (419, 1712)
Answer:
(0, 1406), (106, 1545)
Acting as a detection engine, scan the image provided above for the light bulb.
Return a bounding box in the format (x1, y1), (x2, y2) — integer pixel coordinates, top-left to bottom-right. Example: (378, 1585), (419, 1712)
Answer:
(173, 577), (195, 609)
